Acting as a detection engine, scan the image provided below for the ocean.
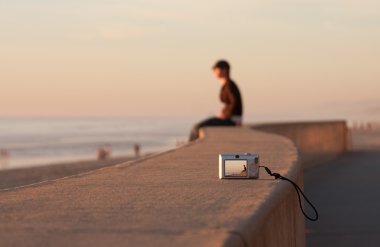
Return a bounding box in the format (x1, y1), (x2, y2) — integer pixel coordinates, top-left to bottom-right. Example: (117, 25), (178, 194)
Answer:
(0, 117), (194, 170)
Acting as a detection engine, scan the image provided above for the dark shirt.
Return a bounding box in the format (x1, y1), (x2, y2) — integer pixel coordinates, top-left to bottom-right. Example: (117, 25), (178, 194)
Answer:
(220, 79), (243, 119)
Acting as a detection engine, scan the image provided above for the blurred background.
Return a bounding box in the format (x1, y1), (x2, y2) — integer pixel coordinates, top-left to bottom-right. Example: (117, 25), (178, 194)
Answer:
(0, 0), (379, 168)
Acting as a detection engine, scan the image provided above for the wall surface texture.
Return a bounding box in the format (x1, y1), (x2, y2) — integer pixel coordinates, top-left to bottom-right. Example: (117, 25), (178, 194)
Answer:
(0, 127), (304, 247)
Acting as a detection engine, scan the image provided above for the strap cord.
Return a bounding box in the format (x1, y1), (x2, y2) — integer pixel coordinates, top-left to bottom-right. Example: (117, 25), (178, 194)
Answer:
(260, 166), (319, 221)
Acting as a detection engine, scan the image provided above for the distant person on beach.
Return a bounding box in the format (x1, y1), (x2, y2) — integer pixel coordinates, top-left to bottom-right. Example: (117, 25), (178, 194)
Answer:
(189, 60), (243, 141)
(97, 147), (106, 160)
(0, 149), (8, 159)
(0, 148), (9, 167)
(97, 145), (110, 160)
(134, 144), (140, 157)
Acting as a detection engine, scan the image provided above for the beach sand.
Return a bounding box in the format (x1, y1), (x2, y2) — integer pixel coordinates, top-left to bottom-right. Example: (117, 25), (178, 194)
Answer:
(0, 156), (137, 190)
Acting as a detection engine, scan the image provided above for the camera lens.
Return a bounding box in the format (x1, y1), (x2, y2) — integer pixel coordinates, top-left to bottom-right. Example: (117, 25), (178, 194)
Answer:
(235, 155), (240, 158)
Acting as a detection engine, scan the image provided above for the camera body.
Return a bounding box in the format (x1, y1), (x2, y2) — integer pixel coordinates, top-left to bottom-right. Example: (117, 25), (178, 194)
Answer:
(219, 154), (259, 179)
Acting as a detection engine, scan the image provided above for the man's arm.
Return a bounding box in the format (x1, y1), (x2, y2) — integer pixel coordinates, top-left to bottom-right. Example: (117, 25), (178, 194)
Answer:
(220, 88), (236, 119)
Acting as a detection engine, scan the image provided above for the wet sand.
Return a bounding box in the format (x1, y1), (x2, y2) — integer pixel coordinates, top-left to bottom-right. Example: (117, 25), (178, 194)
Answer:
(0, 156), (137, 190)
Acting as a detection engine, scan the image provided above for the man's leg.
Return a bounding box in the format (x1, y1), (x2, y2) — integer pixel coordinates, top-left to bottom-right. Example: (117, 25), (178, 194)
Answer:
(189, 117), (235, 141)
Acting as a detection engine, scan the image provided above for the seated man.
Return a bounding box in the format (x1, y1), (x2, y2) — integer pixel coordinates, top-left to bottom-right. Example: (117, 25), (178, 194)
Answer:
(189, 60), (243, 141)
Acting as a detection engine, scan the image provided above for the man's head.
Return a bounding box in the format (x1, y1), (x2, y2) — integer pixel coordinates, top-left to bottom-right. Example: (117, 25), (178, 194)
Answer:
(213, 60), (230, 80)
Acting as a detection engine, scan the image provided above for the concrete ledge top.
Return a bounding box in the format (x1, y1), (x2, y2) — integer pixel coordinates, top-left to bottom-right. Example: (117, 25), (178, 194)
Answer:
(0, 127), (298, 247)
(253, 120), (347, 128)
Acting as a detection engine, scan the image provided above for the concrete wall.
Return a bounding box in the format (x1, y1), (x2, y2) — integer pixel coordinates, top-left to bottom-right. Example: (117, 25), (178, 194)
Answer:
(219, 162), (305, 247)
(0, 127), (305, 247)
(252, 121), (351, 170)
(196, 127), (307, 247)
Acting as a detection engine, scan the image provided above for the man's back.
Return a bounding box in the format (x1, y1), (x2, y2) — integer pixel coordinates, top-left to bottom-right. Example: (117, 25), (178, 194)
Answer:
(220, 79), (243, 119)
(189, 59), (243, 141)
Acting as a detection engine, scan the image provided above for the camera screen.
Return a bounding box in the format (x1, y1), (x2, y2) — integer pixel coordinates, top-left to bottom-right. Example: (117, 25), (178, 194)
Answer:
(224, 160), (248, 177)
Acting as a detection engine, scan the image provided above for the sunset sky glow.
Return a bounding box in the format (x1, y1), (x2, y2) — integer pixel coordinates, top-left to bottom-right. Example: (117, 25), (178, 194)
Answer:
(1, 0), (379, 122)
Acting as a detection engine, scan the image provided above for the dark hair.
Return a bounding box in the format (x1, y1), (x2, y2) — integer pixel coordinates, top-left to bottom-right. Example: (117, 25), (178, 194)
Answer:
(213, 60), (230, 71)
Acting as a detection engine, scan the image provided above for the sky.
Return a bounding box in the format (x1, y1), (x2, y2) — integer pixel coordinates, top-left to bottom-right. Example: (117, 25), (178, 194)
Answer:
(0, 0), (379, 123)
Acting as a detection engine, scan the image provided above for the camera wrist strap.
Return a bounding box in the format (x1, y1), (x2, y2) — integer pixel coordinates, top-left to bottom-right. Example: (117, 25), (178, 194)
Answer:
(259, 166), (319, 221)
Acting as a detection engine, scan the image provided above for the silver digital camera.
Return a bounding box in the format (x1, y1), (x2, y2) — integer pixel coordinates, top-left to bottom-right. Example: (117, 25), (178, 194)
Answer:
(219, 154), (259, 179)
